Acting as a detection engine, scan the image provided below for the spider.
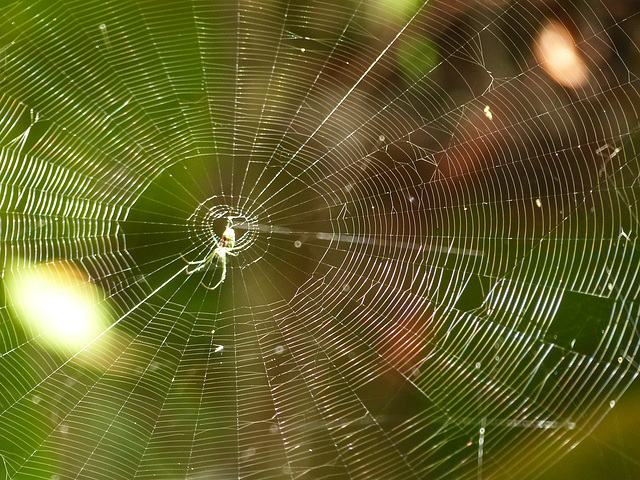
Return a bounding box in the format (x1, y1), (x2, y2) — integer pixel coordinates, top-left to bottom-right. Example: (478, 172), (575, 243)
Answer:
(181, 219), (241, 290)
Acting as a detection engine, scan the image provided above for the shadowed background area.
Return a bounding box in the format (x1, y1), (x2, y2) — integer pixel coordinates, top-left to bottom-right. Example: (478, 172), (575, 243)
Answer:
(0, 0), (640, 478)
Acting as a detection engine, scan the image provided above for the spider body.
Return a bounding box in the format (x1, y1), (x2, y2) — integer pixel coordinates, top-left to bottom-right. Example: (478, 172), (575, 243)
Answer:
(181, 220), (241, 290)
(220, 225), (235, 248)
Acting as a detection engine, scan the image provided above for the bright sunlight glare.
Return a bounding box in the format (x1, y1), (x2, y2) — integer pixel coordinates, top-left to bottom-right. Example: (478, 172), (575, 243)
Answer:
(5, 263), (110, 353)
(534, 19), (590, 88)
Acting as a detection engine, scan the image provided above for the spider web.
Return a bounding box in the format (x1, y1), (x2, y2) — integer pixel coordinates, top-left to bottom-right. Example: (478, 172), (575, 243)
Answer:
(1, 0), (640, 478)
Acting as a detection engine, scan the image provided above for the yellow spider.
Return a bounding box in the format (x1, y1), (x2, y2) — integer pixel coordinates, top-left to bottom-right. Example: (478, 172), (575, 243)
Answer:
(181, 219), (240, 290)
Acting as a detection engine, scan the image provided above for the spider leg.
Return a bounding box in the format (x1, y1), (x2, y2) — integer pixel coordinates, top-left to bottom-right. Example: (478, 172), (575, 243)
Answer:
(185, 263), (205, 275)
(200, 256), (226, 290)
(180, 253), (208, 265)
(225, 244), (243, 256)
